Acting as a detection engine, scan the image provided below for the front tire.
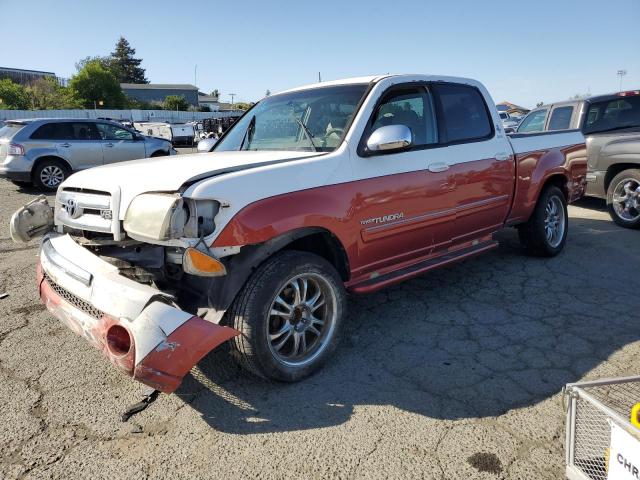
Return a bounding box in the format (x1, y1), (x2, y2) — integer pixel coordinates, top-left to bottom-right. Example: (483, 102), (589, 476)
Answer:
(518, 185), (568, 257)
(225, 250), (346, 382)
(606, 169), (640, 229)
(33, 160), (69, 191)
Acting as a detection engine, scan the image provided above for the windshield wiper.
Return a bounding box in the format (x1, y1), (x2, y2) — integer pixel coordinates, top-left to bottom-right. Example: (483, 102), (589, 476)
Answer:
(239, 115), (256, 151)
(294, 118), (318, 152)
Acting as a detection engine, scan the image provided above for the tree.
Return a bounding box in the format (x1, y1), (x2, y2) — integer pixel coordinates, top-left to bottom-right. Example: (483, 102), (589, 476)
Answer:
(211, 89), (220, 98)
(536, 101), (544, 108)
(110, 36), (148, 84)
(27, 77), (80, 109)
(75, 55), (112, 73)
(68, 61), (127, 109)
(0, 79), (30, 109)
(233, 102), (253, 111)
(265, 89), (271, 97)
(163, 95), (189, 111)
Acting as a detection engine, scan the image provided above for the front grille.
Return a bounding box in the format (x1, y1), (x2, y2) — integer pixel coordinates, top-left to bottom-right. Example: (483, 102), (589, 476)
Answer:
(43, 272), (105, 320)
(56, 188), (118, 238)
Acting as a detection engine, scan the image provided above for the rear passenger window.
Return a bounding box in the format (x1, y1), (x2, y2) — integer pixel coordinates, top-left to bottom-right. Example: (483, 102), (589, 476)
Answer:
(31, 122), (72, 140)
(548, 106), (574, 130)
(434, 84), (492, 143)
(583, 97), (640, 134)
(371, 87), (438, 146)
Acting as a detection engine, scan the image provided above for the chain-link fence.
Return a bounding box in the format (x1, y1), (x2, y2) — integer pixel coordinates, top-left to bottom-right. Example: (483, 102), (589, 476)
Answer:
(565, 376), (640, 480)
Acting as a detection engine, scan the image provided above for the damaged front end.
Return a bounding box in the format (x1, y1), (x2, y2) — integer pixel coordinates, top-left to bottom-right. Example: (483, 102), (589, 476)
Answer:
(11, 189), (241, 393)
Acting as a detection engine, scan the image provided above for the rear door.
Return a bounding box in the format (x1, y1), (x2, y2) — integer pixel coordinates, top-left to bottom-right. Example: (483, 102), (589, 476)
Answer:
(31, 122), (103, 170)
(351, 84), (455, 276)
(96, 122), (146, 164)
(432, 83), (515, 243)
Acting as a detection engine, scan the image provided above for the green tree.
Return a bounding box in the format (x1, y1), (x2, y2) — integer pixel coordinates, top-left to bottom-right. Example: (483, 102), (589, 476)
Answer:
(163, 95), (189, 111)
(27, 77), (80, 109)
(110, 36), (148, 84)
(233, 102), (253, 111)
(68, 61), (127, 109)
(265, 89), (271, 97)
(75, 55), (111, 73)
(0, 79), (30, 109)
(211, 89), (220, 98)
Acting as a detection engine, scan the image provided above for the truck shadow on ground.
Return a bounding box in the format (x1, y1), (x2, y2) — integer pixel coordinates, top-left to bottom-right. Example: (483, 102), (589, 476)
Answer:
(178, 215), (639, 434)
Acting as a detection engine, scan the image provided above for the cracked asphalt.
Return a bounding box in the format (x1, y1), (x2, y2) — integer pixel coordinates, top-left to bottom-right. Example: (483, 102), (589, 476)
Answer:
(1, 176), (639, 479)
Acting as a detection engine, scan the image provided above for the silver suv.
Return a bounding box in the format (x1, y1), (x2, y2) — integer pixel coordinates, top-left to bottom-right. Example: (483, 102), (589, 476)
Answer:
(0, 119), (175, 190)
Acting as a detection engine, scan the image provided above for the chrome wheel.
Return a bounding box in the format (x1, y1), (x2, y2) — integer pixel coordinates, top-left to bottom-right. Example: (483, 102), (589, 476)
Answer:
(612, 178), (640, 222)
(267, 273), (336, 367)
(544, 195), (565, 248)
(39, 165), (65, 188)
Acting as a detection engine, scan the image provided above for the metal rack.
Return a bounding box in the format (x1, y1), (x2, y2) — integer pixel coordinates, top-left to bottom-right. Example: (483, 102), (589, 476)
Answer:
(565, 375), (640, 480)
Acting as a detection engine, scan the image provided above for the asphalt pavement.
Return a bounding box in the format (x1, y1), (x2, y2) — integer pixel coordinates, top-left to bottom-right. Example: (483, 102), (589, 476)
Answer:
(1, 177), (639, 480)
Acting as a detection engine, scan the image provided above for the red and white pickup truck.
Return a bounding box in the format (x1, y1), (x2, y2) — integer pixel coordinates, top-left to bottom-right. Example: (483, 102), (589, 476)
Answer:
(10, 74), (587, 393)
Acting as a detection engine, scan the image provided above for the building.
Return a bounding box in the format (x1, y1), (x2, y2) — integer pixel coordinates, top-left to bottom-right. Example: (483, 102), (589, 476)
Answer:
(121, 83), (199, 107)
(0, 67), (65, 86)
(496, 101), (530, 116)
(197, 94), (220, 111)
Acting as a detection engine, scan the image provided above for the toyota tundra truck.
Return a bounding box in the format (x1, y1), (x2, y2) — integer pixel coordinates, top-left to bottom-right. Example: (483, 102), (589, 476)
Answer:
(9, 75), (587, 394)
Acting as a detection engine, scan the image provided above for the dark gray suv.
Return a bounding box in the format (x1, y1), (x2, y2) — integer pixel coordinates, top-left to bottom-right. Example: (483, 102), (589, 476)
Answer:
(0, 118), (175, 190)
(516, 90), (640, 228)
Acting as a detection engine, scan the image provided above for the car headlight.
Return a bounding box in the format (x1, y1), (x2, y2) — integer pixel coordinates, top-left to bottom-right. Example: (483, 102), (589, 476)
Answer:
(124, 193), (187, 242)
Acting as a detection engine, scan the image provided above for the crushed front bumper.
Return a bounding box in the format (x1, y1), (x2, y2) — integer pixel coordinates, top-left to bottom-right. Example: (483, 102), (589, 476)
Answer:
(37, 233), (239, 393)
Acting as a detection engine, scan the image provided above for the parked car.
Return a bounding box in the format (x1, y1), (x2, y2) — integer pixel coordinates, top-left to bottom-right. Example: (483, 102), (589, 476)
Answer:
(0, 119), (175, 190)
(515, 90), (640, 227)
(133, 122), (196, 146)
(9, 74), (586, 394)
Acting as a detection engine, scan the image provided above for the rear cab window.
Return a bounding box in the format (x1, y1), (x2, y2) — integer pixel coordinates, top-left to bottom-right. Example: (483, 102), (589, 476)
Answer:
(518, 109), (548, 133)
(433, 83), (493, 143)
(548, 106), (574, 130)
(583, 96), (640, 134)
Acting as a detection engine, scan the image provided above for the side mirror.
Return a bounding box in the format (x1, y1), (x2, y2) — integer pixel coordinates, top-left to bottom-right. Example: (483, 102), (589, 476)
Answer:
(366, 125), (412, 152)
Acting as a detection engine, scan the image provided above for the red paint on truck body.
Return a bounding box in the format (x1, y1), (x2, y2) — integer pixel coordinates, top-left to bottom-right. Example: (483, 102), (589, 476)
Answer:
(213, 144), (586, 290)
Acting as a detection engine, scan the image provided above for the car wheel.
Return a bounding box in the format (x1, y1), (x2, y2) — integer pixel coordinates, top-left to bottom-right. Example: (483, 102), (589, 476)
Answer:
(33, 160), (69, 191)
(606, 169), (640, 229)
(518, 185), (568, 257)
(225, 250), (346, 382)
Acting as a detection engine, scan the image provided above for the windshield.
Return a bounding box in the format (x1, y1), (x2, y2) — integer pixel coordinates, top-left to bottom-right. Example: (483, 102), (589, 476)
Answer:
(215, 84), (368, 152)
(583, 96), (640, 134)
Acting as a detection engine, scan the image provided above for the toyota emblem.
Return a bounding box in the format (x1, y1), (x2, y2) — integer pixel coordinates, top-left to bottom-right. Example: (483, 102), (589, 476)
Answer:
(64, 199), (78, 218)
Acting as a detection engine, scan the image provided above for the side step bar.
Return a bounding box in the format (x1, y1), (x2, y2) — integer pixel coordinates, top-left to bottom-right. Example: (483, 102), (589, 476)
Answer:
(349, 239), (498, 294)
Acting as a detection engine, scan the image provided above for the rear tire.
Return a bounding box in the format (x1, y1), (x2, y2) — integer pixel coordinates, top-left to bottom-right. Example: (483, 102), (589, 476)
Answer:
(518, 185), (568, 257)
(225, 250), (346, 382)
(33, 160), (69, 191)
(606, 169), (640, 229)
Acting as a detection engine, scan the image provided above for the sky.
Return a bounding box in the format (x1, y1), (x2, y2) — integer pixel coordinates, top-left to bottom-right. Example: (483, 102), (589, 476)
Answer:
(2, 0), (639, 108)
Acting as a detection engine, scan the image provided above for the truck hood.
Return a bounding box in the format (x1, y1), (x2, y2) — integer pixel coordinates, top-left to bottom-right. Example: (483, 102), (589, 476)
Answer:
(60, 150), (320, 219)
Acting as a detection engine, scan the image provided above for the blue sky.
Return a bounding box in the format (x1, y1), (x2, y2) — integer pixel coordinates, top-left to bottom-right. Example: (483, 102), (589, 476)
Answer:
(2, 0), (639, 108)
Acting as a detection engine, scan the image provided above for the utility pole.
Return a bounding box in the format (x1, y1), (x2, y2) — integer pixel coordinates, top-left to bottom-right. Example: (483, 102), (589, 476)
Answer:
(617, 70), (627, 92)
(194, 64), (198, 88)
(318, 72), (321, 83)
(229, 93), (236, 106)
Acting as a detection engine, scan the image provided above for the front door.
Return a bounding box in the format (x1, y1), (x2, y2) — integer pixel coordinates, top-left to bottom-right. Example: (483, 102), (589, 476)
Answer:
(96, 123), (146, 164)
(432, 83), (515, 244)
(350, 84), (455, 278)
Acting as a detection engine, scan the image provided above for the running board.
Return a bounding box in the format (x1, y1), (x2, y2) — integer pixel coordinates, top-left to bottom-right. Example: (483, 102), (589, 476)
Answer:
(349, 240), (498, 294)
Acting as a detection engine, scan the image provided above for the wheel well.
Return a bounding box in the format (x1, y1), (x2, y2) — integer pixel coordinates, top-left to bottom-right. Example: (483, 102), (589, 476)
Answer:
(32, 156), (72, 181)
(150, 150), (169, 157)
(605, 163), (640, 192)
(283, 231), (350, 281)
(542, 174), (568, 199)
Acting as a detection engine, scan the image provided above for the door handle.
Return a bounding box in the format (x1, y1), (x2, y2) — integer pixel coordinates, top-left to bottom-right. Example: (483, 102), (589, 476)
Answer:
(495, 152), (511, 161)
(105, 143), (114, 147)
(428, 162), (449, 173)
(59, 143), (71, 148)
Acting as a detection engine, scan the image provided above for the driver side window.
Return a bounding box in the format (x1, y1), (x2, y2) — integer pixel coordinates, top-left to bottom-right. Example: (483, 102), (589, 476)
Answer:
(371, 87), (438, 147)
(96, 123), (134, 141)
